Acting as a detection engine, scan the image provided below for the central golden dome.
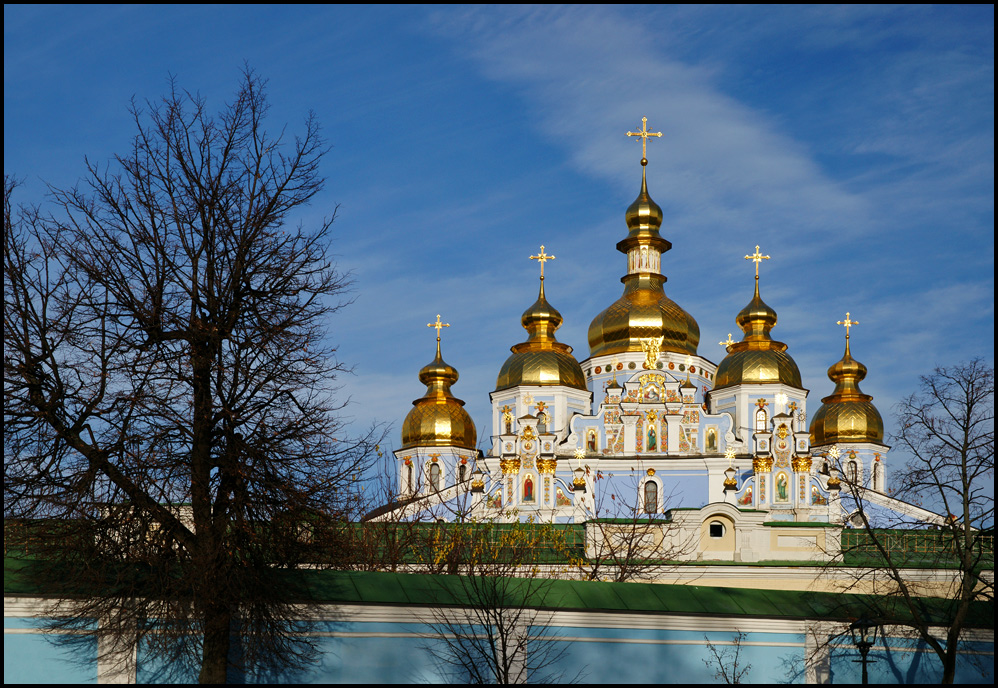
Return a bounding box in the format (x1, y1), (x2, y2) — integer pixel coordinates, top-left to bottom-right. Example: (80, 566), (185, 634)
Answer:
(496, 278), (587, 391)
(401, 336), (477, 450)
(714, 278), (802, 389)
(588, 165), (700, 358)
(809, 334), (884, 446)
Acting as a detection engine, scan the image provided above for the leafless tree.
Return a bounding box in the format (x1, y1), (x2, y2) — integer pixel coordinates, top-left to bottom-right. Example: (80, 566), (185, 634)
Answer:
(4, 70), (381, 683)
(580, 467), (695, 582)
(418, 520), (583, 684)
(703, 631), (752, 684)
(832, 359), (994, 684)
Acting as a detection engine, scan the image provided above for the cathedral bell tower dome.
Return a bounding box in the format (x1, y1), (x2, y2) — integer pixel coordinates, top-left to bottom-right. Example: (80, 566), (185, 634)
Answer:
(809, 314), (884, 445)
(495, 247), (587, 391)
(588, 119), (700, 359)
(714, 246), (802, 389)
(401, 316), (477, 450)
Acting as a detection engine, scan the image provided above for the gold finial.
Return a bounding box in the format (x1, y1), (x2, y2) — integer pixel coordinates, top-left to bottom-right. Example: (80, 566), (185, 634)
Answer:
(745, 245), (771, 280)
(626, 116), (663, 166)
(719, 333), (736, 347)
(837, 312), (858, 339)
(428, 314), (450, 341)
(529, 245), (556, 280)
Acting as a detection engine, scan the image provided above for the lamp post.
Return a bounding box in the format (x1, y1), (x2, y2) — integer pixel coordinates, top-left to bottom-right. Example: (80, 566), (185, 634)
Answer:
(849, 618), (879, 684)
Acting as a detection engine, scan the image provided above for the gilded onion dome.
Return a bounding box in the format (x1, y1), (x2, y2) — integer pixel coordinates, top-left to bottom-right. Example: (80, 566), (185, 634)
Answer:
(714, 271), (802, 389)
(809, 333), (884, 445)
(588, 162), (700, 358)
(401, 334), (477, 450)
(495, 276), (587, 391)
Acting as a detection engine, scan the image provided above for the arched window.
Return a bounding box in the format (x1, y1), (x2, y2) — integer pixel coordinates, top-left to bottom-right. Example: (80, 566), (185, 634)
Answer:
(846, 461), (858, 483)
(406, 464), (413, 493)
(872, 462), (881, 490)
(709, 521), (725, 538)
(537, 413), (548, 434)
(459, 464), (467, 483)
(755, 408), (768, 433)
(429, 463), (441, 491)
(644, 481), (658, 514)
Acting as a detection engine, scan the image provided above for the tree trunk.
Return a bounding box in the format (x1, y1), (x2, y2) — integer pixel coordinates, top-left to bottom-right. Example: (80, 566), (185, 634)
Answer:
(198, 602), (232, 683)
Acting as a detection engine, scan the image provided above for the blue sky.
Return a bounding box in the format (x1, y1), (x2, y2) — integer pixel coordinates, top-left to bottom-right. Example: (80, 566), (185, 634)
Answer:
(4, 5), (994, 459)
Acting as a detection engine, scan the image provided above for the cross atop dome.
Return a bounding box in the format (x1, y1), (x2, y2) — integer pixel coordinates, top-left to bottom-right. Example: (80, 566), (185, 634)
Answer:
(837, 312), (858, 339)
(626, 116), (663, 166)
(529, 245), (556, 281)
(745, 245), (771, 281)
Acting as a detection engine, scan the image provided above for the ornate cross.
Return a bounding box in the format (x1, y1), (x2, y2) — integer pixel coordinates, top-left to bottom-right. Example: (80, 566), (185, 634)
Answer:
(529, 245), (556, 280)
(719, 333), (736, 347)
(745, 245), (770, 279)
(626, 116), (663, 163)
(427, 314), (450, 341)
(837, 312), (858, 338)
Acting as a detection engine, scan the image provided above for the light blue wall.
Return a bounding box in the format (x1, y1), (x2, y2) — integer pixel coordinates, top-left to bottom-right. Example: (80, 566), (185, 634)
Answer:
(4, 618), (97, 684)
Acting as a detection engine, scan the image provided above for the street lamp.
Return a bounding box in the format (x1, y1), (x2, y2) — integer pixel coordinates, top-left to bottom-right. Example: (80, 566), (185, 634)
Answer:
(849, 618), (879, 684)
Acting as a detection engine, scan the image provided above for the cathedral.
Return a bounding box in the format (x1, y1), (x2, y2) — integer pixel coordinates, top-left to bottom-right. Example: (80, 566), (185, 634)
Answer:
(383, 118), (938, 561)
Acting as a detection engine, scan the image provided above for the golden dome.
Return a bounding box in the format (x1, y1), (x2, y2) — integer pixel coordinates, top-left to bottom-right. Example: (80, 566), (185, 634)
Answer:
(588, 165), (700, 358)
(496, 278), (587, 391)
(714, 278), (802, 389)
(401, 336), (477, 450)
(809, 335), (884, 445)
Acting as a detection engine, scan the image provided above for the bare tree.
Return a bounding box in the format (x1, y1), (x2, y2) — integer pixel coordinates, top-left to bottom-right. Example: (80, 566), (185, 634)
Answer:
(580, 468), (694, 582)
(833, 359), (994, 684)
(418, 520), (583, 684)
(4, 71), (380, 683)
(703, 631), (752, 684)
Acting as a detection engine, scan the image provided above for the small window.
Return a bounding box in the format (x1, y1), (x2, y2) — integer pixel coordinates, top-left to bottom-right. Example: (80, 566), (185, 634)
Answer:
(644, 481), (658, 514)
(459, 464), (467, 483)
(709, 521), (725, 538)
(755, 408), (768, 433)
(406, 465), (414, 492)
(430, 463), (441, 491)
(846, 461), (858, 483)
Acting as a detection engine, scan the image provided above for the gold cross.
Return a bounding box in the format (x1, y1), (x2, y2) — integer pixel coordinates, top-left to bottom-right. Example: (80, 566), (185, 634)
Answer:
(529, 245), (556, 279)
(837, 312), (858, 338)
(719, 333), (736, 347)
(626, 116), (663, 163)
(745, 245), (770, 279)
(427, 314), (450, 341)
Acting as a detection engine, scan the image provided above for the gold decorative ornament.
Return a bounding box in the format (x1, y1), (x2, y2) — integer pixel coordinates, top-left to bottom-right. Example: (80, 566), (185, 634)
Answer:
(792, 455), (813, 473)
(753, 456), (774, 473)
(521, 425), (536, 441)
(537, 456), (558, 474)
(500, 457), (521, 475)
(809, 315), (885, 446)
(646, 468), (656, 476)
(640, 336), (664, 369)
(777, 424), (789, 439)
